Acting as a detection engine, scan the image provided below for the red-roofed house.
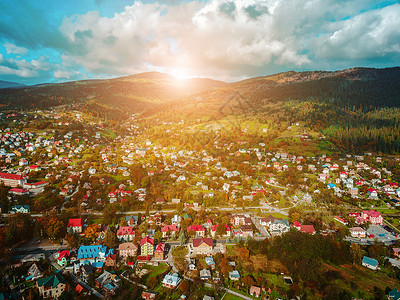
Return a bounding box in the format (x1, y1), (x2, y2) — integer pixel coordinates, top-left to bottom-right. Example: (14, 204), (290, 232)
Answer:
(299, 225), (316, 235)
(140, 236), (154, 256)
(0, 172), (27, 187)
(187, 225), (205, 237)
(54, 250), (69, 267)
(161, 225), (179, 238)
(9, 188), (29, 196)
(67, 219), (82, 233)
(154, 243), (165, 260)
(191, 238), (214, 255)
(361, 210), (383, 225)
(117, 226), (135, 242)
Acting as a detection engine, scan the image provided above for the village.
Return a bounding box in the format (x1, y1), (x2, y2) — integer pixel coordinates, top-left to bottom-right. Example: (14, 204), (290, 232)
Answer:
(1, 109), (400, 299)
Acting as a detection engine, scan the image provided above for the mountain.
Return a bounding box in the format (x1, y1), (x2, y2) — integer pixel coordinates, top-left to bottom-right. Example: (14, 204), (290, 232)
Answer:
(0, 72), (226, 114)
(0, 80), (26, 89)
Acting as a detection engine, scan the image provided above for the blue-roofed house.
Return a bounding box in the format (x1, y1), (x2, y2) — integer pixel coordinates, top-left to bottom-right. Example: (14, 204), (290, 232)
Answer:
(229, 270), (240, 281)
(327, 183), (336, 189)
(205, 256), (215, 268)
(77, 245), (114, 267)
(162, 273), (181, 289)
(362, 256), (379, 270)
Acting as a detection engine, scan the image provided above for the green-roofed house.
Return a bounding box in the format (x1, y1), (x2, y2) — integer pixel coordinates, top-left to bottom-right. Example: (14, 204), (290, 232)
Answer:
(362, 256), (379, 270)
(389, 288), (400, 300)
(183, 213), (192, 221)
(36, 271), (65, 299)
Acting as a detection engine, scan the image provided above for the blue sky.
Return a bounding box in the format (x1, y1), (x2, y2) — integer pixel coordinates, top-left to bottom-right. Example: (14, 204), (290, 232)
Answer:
(0, 0), (399, 84)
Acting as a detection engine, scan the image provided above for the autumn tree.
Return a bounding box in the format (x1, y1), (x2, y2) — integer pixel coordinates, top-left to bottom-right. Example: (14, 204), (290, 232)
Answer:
(104, 228), (118, 249)
(84, 224), (100, 242)
(46, 217), (65, 239)
(241, 275), (255, 287)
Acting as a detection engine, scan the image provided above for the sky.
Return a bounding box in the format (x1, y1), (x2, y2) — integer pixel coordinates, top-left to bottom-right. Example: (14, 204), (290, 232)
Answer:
(0, 0), (399, 85)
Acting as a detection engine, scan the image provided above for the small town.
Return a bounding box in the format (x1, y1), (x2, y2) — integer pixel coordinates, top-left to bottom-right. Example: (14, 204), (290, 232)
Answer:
(0, 109), (400, 300)
(1, 1), (400, 298)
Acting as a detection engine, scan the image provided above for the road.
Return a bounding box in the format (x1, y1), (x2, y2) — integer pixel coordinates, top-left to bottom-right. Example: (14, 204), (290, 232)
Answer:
(251, 216), (270, 238)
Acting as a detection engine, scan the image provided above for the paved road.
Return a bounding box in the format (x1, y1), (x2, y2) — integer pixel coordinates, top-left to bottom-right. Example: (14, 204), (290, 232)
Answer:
(251, 216), (271, 238)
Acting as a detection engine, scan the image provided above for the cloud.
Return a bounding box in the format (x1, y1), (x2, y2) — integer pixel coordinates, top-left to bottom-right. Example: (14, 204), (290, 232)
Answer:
(0, 55), (51, 78)
(1, 0), (399, 83)
(314, 4), (400, 61)
(3, 42), (29, 55)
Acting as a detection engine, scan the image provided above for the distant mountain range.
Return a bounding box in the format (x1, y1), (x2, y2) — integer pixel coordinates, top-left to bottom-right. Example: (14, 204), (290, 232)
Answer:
(0, 80), (26, 89)
(0, 67), (399, 115)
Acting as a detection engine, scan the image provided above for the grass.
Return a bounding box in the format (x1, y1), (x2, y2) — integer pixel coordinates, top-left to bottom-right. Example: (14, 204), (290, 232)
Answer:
(222, 293), (243, 300)
(323, 263), (399, 297)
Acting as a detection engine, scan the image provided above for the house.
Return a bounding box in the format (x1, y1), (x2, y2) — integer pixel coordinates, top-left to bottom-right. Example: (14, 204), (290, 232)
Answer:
(141, 291), (158, 299)
(205, 256), (216, 268)
(95, 271), (119, 290)
(154, 243), (165, 260)
(191, 238), (214, 255)
(362, 256), (379, 270)
(54, 250), (69, 268)
(187, 225), (205, 237)
(125, 215), (138, 227)
(249, 285), (261, 298)
(161, 225), (179, 238)
(162, 273), (181, 289)
(230, 215), (250, 226)
(27, 263), (42, 281)
(240, 225), (254, 238)
(9, 188), (29, 196)
(299, 225), (316, 235)
(361, 210), (383, 225)
(334, 216), (348, 225)
(200, 269), (211, 280)
(349, 227), (366, 238)
(388, 288), (400, 300)
(269, 219), (290, 235)
(105, 254), (117, 267)
(260, 215), (276, 227)
(9, 204), (30, 214)
(77, 245), (111, 263)
(140, 236), (154, 256)
(116, 226), (135, 242)
(36, 271), (66, 299)
(229, 270), (240, 281)
(67, 218), (82, 234)
(392, 248), (400, 258)
(171, 215), (182, 226)
(188, 259), (196, 270)
(119, 242), (138, 257)
(0, 172), (27, 187)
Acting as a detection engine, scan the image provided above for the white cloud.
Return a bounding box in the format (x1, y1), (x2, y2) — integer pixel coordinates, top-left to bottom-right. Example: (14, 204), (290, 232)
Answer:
(23, 0), (400, 81)
(314, 3), (400, 60)
(3, 42), (29, 56)
(0, 55), (51, 78)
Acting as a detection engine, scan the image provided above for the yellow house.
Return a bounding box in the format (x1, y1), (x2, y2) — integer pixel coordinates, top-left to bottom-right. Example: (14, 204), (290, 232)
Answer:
(140, 236), (154, 256)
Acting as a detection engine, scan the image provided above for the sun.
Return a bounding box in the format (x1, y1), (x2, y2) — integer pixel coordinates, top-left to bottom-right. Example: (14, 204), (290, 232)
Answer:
(170, 68), (189, 81)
